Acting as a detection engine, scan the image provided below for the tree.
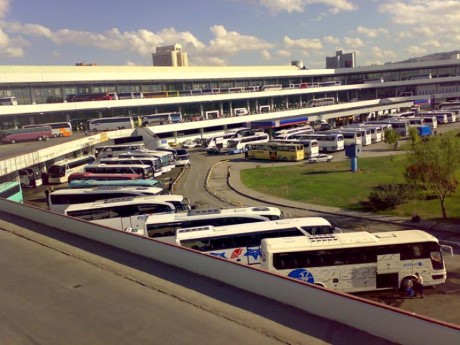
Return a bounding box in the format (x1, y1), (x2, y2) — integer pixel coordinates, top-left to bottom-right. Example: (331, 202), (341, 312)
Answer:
(404, 135), (460, 219)
(384, 128), (400, 150)
(408, 126), (421, 148)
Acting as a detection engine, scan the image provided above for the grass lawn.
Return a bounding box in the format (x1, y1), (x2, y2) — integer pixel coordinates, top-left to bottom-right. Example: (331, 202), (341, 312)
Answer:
(240, 154), (460, 221)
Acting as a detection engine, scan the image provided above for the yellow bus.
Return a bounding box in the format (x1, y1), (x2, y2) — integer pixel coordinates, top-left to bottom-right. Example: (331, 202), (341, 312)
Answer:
(245, 142), (304, 161)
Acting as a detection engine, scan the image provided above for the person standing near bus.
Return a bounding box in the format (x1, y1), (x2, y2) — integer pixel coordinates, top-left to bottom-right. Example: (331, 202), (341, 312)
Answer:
(414, 272), (424, 298)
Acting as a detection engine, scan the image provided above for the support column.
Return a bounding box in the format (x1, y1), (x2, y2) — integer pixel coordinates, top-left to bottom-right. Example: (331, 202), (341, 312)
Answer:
(200, 104), (206, 119)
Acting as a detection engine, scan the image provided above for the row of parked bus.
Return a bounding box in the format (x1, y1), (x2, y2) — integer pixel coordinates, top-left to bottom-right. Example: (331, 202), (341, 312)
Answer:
(45, 174), (452, 295)
(0, 171), (453, 295)
(43, 142), (190, 186)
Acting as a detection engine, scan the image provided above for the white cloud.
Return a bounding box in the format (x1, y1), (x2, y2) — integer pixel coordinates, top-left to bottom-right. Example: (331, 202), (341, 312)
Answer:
(207, 25), (273, 56)
(0, 0), (10, 18)
(379, 0), (460, 43)
(256, 0), (356, 14)
(421, 39), (441, 49)
(371, 46), (397, 59)
(407, 45), (427, 55)
(259, 0), (304, 14)
(323, 35), (339, 44)
(283, 35), (323, 50)
(356, 26), (388, 38)
(5, 46), (23, 57)
(0, 27), (8, 47)
(275, 50), (292, 58)
(343, 37), (365, 48)
(261, 49), (271, 60)
(6, 21), (52, 37)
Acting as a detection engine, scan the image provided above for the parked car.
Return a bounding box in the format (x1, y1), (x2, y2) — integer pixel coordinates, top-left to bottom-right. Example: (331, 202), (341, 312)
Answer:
(182, 140), (198, 149)
(307, 154), (333, 163)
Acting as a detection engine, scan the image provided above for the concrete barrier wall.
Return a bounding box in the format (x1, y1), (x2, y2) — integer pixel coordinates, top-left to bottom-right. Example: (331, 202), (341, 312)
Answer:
(1, 199), (459, 345)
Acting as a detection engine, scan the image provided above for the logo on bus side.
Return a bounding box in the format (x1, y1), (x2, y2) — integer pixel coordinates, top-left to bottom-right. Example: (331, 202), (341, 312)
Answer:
(288, 269), (315, 284)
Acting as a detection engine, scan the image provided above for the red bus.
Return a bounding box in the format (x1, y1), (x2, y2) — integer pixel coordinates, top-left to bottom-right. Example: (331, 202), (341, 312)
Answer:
(67, 172), (142, 183)
(0, 126), (52, 144)
(68, 92), (114, 102)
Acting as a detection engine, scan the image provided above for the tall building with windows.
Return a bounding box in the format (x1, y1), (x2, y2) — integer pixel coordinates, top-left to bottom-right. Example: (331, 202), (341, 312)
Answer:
(152, 44), (188, 67)
(326, 50), (356, 69)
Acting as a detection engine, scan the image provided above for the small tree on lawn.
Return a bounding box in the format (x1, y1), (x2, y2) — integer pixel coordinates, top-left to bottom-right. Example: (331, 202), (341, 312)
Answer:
(408, 126), (421, 148)
(404, 135), (460, 219)
(384, 128), (400, 150)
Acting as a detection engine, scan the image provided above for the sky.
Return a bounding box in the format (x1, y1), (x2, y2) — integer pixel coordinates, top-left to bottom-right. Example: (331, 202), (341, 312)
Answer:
(0, 0), (459, 68)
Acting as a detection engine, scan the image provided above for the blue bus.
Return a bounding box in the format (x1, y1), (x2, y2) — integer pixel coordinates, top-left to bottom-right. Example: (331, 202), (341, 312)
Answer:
(0, 182), (23, 203)
(68, 179), (164, 190)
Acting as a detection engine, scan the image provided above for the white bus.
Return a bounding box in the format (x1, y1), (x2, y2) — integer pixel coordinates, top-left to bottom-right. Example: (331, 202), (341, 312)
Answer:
(119, 150), (175, 173)
(418, 112), (449, 124)
(206, 132), (237, 153)
(260, 230), (452, 293)
(156, 147), (191, 167)
(227, 132), (270, 154)
(347, 124), (383, 143)
(175, 217), (340, 265)
(368, 120), (410, 137)
(343, 127), (372, 146)
(295, 133), (344, 152)
(47, 155), (97, 184)
(83, 163), (155, 180)
(433, 110), (457, 123)
(307, 97), (336, 107)
(65, 195), (191, 235)
(95, 143), (145, 159)
(329, 130), (362, 146)
(99, 157), (162, 177)
(273, 125), (314, 139)
(143, 206), (283, 237)
(48, 186), (164, 214)
(23, 122), (72, 137)
(418, 115), (438, 129)
(88, 116), (135, 132)
(141, 112), (182, 126)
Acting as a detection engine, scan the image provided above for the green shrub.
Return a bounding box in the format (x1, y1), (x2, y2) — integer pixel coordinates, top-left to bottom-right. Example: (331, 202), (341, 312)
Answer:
(366, 184), (413, 211)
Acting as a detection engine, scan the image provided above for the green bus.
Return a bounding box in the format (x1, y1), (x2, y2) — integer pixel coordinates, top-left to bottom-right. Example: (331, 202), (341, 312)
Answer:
(0, 182), (24, 203)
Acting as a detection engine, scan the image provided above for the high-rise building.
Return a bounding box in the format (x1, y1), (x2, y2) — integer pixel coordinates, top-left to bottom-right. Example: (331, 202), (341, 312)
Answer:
(152, 44), (188, 67)
(326, 50), (356, 69)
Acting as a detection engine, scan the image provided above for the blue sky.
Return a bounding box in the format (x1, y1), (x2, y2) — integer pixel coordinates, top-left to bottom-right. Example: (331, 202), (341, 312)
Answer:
(0, 0), (458, 68)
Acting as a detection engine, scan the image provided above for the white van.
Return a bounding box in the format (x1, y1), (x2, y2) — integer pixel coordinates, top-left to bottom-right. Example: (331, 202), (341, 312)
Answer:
(0, 96), (18, 105)
(234, 108), (249, 116)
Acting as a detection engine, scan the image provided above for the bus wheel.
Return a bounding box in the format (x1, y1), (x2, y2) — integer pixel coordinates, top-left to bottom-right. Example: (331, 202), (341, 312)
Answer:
(250, 155), (255, 160)
(282, 157), (288, 161)
(10, 139), (16, 144)
(37, 136), (43, 141)
(400, 277), (414, 291)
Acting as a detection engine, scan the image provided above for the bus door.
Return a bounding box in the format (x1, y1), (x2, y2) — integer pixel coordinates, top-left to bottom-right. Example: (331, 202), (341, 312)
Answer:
(122, 214), (148, 234)
(376, 253), (400, 289)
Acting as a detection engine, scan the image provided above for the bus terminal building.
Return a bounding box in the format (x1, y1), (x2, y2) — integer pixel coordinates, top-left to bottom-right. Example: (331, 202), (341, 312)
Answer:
(1, 58), (460, 179)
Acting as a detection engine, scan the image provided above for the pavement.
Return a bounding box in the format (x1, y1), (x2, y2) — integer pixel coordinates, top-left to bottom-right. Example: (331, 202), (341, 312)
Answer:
(205, 158), (460, 246)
